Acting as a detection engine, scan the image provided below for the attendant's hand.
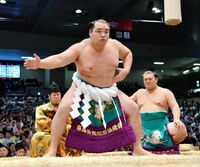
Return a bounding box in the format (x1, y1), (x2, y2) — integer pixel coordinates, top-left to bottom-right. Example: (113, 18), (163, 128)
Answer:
(24, 53), (40, 69)
(112, 68), (129, 83)
(47, 117), (52, 126)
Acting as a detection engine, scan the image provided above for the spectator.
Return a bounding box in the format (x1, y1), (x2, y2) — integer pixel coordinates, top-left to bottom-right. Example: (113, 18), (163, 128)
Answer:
(15, 142), (26, 156)
(7, 142), (16, 156)
(0, 143), (9, 157)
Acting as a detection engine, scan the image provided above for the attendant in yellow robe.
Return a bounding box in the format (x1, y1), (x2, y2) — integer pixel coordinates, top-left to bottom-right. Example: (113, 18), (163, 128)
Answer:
(30, 82), (80, 157)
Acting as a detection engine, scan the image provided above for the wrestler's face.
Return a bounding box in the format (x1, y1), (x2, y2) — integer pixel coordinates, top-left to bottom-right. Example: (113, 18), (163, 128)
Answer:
(143, 73), (158, 90)
(89, 22), (110, 44)
(49, 92), (61, 105)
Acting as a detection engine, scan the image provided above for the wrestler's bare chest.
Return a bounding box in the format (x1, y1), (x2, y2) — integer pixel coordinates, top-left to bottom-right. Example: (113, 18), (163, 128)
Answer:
(75, 46), (119, 87)
(77, 46), (119, 72)
(137, 90), (169, 112)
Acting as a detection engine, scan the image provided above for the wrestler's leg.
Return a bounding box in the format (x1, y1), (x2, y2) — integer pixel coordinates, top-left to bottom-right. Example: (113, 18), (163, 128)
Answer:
(45, 83), (76, 157)
(118, 90), (151, 155)
(167, 122), (188, 144)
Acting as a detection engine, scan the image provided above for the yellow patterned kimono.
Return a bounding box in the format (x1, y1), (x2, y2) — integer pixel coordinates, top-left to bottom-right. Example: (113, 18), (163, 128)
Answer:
(30, 102), (81, 157)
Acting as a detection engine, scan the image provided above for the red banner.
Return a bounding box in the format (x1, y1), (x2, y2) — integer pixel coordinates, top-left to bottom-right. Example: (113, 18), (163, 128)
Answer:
(107, 20), (132, 40)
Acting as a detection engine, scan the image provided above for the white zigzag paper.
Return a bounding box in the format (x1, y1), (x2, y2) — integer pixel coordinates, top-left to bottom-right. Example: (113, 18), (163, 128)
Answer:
(70, 87), (82, 119)
(70, 109), (80, 119)
(82, 111), (90, 118)
(80, 94), (91, 128)
(81, 117), (91, 129)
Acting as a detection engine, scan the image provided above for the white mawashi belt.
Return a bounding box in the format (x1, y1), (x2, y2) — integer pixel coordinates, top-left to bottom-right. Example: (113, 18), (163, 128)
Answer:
(70, 72), (122, 129)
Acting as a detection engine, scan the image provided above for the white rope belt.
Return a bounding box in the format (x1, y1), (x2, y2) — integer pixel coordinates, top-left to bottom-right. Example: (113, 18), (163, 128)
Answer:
(70, 72), (122, 129)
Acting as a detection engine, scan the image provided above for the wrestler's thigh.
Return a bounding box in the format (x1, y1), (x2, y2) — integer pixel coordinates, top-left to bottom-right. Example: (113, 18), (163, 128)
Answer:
(58, 83), (76, 113)
(118, 90), (139, 116)
(167, 122), (187, 144)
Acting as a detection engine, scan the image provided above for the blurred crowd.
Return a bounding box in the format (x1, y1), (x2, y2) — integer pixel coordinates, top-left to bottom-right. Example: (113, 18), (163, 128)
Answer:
(167, 99), (200, 147)
(0, 95), (48, 157)
(179, 100), (200, 146)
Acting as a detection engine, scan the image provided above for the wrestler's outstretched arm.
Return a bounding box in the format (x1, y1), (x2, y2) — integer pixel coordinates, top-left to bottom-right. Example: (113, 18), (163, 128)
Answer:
(24, 43), (80, 70)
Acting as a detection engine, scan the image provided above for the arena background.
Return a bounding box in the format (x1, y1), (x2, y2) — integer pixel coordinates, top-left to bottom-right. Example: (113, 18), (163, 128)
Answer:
(0, 0), (200, 165)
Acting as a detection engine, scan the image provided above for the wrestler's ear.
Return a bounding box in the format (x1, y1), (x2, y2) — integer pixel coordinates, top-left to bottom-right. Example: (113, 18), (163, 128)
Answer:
(155, 78), (158, 83)
(89, 29), (93, 36)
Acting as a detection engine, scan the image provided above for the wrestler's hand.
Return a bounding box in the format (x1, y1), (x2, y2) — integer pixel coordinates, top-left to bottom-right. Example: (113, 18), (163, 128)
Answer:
(174, 119), (184, 129)
(24, 53), (40, 70)
(112, 68), (129, 83)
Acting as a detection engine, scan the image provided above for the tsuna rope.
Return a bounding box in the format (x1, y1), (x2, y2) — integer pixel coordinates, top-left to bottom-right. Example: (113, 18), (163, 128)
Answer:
(70, 72), (122, 129)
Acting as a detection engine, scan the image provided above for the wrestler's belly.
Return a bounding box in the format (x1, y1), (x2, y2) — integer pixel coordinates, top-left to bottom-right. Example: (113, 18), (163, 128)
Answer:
(78, 71), (115, 87)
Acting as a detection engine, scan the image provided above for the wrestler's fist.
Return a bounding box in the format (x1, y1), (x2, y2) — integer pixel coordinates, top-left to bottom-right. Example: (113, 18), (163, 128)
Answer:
(174, 119), (184, 129)
(113, 68), (129, 83)
(24, 53), (40, 70)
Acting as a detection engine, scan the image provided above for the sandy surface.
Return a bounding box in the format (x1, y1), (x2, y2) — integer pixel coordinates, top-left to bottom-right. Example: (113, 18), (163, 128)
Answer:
(1, 151), (200, 167)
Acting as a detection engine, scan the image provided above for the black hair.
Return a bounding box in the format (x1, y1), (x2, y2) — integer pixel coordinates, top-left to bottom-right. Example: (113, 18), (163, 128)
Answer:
(0, 143), (6, 148)
(7, 142), (15, 148)
(48, 82), (61, 94)
(143, 71), (158, 79)
(15, 142), (25, 151)
(87, 19), (110, 33)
